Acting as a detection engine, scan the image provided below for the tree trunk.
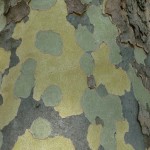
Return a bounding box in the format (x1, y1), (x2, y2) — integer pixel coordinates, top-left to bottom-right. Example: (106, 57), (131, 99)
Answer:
(0, 0), (150, 149)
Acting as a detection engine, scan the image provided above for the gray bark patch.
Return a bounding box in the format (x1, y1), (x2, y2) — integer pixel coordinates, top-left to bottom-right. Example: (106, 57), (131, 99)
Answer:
(1, 89), (90, 150)
(120, 87), (145, 150)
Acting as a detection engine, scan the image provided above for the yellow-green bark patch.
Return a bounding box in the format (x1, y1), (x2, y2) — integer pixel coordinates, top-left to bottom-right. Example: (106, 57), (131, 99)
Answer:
(0, 61), (21, 129)
(12, 0), (87, 118)
(92, 43), (130, 96)
(116, 120), (134, 150)
(13, 130), (75, 150)
(0, 48), (11, 73)
(87, 124), (102, 150)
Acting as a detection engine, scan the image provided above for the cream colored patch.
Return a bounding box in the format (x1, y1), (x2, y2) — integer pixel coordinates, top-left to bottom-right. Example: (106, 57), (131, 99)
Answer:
(12, 0), (86, 117)
(116, 120), (134, 150)
(13, 130), (75, 150)
(87, 124), (102, 150)
(0, 64), (21, 129)
(92, 43), (130, 96)
(0, 47), (21, 129)
(0, 48), (10, 73)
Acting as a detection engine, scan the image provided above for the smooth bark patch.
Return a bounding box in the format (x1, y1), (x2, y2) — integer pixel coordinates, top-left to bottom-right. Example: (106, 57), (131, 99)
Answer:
(35, 30), (63, 56)
(30, 0), (57, 10)
(75, 25), (98, 52)
(30, 117), (52, 139)
(82, 88), (123, 149)
(87, 5), (122, 64)
(41, 85), (62, 107)
(134, 47), (146, 65)
(80, 53), (95, 76)
(14, 58), (36, 98)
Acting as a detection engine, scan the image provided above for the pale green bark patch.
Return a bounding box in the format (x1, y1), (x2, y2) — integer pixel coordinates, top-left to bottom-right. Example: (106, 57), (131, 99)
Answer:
(35, 30), (63, 56)
(41, 85), (62, 107)
(75, 25), (99, 52)
(14, 58), (36, 98)
(80, 53), (95, 76)
(30, 117), (52, 139)
(30, 0), (57, 10)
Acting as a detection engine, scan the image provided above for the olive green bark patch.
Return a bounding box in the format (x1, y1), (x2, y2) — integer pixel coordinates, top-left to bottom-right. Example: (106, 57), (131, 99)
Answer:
(41, 85), (62, 107)
(81, 88), (123, 150)
(30, 0), (57, 10)
(14, 58), (37, 98)
(30, 117), (52, 139)
(80, 53), (95, 76)
(75, 25), (99, 52)
(35, 30), (63, 56)
(0, 131), (3, 149)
